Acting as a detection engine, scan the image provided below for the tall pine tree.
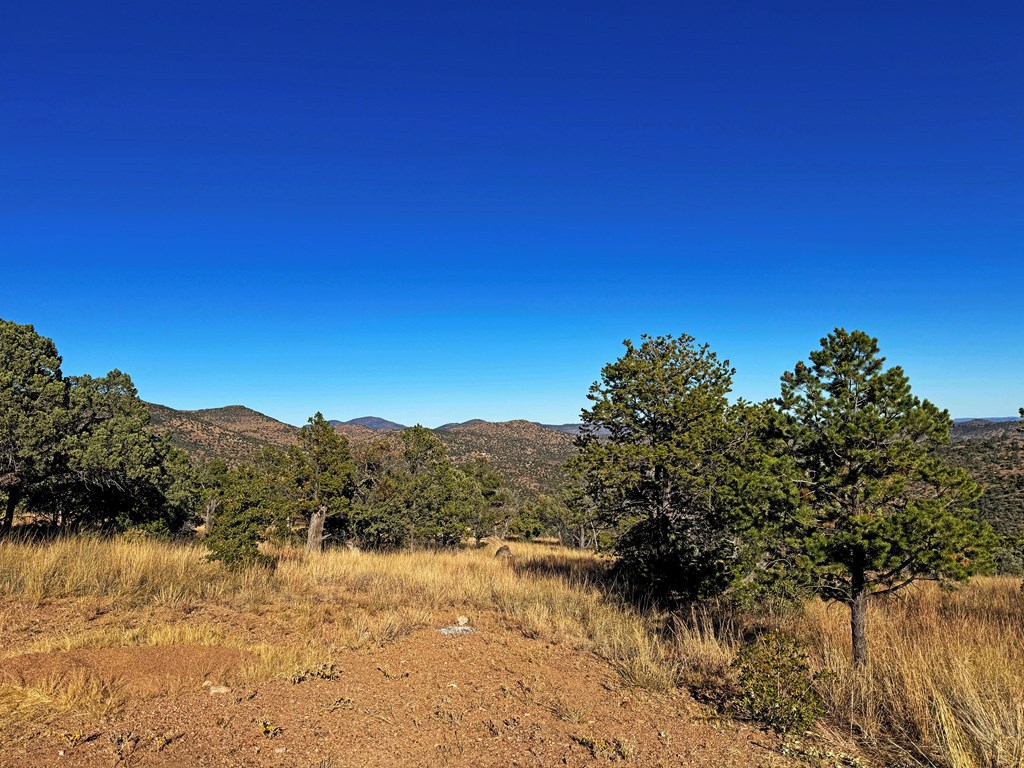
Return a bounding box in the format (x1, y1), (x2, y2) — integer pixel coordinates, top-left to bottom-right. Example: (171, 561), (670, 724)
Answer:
(779, 329), (994, 665)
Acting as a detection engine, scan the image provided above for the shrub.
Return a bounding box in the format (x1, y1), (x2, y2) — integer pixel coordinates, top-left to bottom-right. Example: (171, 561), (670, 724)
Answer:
(730, 630), (825, 734)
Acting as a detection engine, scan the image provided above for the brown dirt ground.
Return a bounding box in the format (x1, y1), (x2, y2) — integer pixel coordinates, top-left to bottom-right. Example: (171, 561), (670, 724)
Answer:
(0, 602), (801, 768)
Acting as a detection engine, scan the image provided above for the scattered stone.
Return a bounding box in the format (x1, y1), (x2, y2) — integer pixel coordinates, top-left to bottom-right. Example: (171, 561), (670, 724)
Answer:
(438, 625), (476, 636)
(203, 680), (232, 695)
(457, 615), (469, 626)
(494, 545), (513, 560)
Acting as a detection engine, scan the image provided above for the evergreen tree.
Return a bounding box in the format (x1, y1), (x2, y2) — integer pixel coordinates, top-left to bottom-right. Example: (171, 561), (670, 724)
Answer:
(205, 461), (282, 568)
(51, 369), (183, 530)
(351, 426), (480, 548)
(0, 320), (67, 532)
(570, 334), (789, 603)
(2, 318), (201, 534)
(778, 329), (994, 665)
(288, 412), (355, 551)
(462, 457), (512, 538)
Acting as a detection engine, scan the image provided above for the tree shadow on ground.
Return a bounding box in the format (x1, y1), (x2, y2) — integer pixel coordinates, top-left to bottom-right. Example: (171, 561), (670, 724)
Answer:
(510, 551), (636, 602)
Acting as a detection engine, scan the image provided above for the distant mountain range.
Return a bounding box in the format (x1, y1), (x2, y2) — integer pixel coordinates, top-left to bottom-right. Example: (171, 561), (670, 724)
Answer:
(147, 404), (576, 494)
(954, 417), (1020, 423)
(328, 416), (408, 432)
(147, 404), (1020, 508)
(950, 418), (1023, 442)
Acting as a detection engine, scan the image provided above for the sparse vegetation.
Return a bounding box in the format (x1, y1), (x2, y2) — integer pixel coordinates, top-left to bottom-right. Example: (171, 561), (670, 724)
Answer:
(2, 536), (1023, 766)
(3, 319), (1023, 768)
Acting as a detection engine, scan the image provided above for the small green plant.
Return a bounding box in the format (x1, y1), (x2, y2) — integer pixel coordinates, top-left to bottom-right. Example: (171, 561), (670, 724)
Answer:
(729, 630), (826, 734)
(260, 721), (283, 739)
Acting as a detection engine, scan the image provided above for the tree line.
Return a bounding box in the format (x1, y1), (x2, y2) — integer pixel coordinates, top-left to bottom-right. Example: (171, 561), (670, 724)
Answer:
(3, 317), (1019, 664)
(570, 329), (1011, 665)
(0, 318), (575, 553)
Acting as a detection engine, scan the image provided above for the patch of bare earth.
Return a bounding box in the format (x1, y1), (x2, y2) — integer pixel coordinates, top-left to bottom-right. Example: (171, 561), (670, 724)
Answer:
(1, 620), (794, 768)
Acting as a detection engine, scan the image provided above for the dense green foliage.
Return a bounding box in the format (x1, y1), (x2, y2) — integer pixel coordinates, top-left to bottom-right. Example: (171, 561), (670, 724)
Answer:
(777, 329), (994, 664)
(569, 328), (1000, 665)
(569, 334), (797, 604)
(287, 412), (355, 550)
(204, 454), (287, 567)
(1, 320), (195, 534)
(730, 631), (826, 734)
(0, 319), (68, 531)
(349, 427), (483, 548)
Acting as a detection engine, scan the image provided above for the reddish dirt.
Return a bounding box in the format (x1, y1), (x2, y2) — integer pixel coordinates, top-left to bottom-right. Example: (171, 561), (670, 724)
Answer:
(0, 645), (244, 694)
(0, 621), (800, 768)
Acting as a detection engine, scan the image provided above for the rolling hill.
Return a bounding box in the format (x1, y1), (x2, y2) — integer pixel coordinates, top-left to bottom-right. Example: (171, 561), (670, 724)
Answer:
(434, 419), (576, 494)
(947, 417), (1024, 537)
(329, 416), (408, 431)
(147, 404), (577, 495)
(146, 403), (298, 462)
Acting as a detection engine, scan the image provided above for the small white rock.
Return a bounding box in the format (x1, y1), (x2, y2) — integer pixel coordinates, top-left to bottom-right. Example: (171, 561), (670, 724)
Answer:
(208, 684), (232, 695)
(456, 615), (469, 626)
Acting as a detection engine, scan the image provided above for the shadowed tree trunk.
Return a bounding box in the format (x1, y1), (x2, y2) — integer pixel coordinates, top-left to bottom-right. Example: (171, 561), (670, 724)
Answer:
(850, 570), (869, 667)
(2, 489), (20, 534)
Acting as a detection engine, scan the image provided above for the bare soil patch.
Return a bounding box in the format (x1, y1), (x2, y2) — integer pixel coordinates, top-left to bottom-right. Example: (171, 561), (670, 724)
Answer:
(1, 621), (793, 768)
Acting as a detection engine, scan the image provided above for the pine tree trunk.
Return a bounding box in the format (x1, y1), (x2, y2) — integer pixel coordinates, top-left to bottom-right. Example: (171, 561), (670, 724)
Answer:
(850, 585), (869, 667)
(306, 508), (327, 553)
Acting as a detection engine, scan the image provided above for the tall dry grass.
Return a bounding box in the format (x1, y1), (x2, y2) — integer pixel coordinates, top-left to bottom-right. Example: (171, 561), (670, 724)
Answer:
(2, 536), (1021, 767)
(0, 536), (675, 740)
(796, 579), (1024, 768)
(668, 578), (1024, 768)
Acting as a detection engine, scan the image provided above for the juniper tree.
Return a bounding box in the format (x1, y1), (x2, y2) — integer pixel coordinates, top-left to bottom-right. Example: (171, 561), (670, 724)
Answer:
(570, 334), (793, 603)
(288, 412), (355, 551)
(778, 329), (994, 665)
(53, 369), (184, 530)
(0, 320), (67, 532)
(350, 426), (481, 549)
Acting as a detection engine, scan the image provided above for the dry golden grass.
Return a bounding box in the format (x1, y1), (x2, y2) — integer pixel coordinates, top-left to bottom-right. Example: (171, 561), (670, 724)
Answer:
(669, 578), (1024, 768)
(0, 537), (673, 742)
(796, 578), (1024, 768)
(2, 536), (1022, 767)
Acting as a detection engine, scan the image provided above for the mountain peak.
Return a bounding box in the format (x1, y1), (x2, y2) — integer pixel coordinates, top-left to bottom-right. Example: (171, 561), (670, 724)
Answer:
(339, 416), (407, 431)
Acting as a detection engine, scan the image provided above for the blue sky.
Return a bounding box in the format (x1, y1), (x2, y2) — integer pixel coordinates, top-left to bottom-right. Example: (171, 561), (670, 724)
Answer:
(2, 1), (1021, 426)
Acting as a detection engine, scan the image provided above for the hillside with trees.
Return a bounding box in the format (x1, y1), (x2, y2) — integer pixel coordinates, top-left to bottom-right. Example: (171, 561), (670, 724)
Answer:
(4, 316), (1024, 767)
(148, 402), (578, 498)
(434, 419), (575, 495)
(945, 419), (1024, 540)
(147, 403), (298, 461)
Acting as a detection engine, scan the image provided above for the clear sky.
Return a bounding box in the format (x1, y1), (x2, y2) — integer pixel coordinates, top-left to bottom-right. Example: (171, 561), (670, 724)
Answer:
(2, 1), (1021, 426)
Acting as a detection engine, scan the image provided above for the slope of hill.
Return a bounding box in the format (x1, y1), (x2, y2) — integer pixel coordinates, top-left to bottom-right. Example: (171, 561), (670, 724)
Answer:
(330, 421), (381, 448)
(946, 418), (1024, 537)
(435, 419), (576, 494)
(147, 403), (297, 462)
(148, 404), (576, 495)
